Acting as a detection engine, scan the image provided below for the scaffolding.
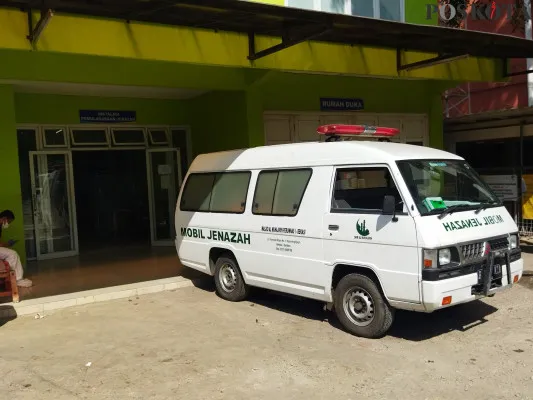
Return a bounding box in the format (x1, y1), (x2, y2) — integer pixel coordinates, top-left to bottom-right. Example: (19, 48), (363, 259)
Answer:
(444, 83), (472, 118)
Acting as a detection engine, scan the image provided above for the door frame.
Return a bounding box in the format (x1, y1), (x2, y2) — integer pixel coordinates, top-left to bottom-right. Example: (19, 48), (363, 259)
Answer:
(146, 148), (183, 246)
(19, 124), (192, 259)
(29, 150), (79, 260)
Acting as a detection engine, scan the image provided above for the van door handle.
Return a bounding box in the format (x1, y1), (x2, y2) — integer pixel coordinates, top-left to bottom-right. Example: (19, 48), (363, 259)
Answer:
(328, 225), (339, 231)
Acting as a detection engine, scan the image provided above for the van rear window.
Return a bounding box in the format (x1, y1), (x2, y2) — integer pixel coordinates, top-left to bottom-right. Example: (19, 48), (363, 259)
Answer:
(180, 171), (251, 213)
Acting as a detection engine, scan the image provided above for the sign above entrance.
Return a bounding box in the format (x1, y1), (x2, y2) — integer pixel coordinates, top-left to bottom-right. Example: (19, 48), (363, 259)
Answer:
(320, 97), (364, 112)
(79, 110), (137, 123)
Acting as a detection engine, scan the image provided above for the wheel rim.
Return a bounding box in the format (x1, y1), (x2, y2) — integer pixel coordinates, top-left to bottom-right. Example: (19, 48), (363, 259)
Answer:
(218, 263), (238, 293)
(342, 287), (375, 327)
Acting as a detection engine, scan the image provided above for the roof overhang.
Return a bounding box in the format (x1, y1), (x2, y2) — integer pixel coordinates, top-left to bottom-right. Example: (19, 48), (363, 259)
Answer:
(2, 0), (533, 74)
(445, 108), (533, 133)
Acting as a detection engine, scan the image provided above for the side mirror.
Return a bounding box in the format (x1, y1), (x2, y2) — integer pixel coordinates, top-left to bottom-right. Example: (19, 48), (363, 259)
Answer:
(382, 195), (398, 222)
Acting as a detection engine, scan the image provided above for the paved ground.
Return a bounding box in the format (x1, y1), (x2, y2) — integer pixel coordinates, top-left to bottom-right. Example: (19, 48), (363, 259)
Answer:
(0, 264), (532, 399)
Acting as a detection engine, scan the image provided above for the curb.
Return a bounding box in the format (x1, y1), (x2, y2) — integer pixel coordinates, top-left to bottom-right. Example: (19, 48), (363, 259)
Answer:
(0, 276), (196, 319)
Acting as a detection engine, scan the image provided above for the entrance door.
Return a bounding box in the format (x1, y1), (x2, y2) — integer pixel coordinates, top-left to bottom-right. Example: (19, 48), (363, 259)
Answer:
(146, 148), (183, 246)
(29, 151), (79, 260)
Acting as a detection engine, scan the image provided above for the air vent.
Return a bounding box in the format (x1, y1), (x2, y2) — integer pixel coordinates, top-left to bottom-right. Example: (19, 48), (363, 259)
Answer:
(461, 242), (485, 261)
(489, 237), (509, 251)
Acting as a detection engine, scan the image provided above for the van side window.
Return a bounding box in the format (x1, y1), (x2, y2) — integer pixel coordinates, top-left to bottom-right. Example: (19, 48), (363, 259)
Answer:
(180, 171), (251, 213)
(210, 172), (251, 213)
(253, 169), (312, 216)
(331, 167), (403, 213)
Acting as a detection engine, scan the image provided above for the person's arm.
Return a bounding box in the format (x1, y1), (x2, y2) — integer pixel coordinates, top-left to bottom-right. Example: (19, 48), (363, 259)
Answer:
(0, 233), (13, 247)
(0, 239), (16, 248)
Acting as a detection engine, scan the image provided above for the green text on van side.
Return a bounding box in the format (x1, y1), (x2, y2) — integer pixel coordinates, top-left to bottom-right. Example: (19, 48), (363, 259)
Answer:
(180, 227), (251, 245)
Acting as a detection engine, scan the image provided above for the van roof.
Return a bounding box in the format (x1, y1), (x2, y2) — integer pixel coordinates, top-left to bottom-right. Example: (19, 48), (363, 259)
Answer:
(189, 140), (464, 172)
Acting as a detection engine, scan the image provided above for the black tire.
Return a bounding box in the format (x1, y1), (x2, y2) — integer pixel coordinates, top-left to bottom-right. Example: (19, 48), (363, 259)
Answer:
(334, 273), (394, 339)
(214, 255), (250, 302)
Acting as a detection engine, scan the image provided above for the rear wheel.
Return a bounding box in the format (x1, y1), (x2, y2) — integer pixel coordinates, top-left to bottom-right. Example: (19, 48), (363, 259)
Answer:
(334, 273), (394, 339)
(214, 256), (250, 302)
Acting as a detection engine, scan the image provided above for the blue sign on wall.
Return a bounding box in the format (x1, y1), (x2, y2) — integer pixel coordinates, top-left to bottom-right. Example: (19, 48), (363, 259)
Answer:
(320, 98), (364, 111)
(79, 110), (137, 123)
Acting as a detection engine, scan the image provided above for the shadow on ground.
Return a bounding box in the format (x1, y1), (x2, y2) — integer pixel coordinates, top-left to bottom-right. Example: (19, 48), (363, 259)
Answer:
(521, 244), (533, 254)
(0, 305), (17, 327)
(192, 277), (216, 292)
(387, 301), (498, 341)
(192, 278), (498, 341)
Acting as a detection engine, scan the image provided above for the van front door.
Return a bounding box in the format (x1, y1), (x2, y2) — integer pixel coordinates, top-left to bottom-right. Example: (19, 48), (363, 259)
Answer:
(323, 165), (420, 304)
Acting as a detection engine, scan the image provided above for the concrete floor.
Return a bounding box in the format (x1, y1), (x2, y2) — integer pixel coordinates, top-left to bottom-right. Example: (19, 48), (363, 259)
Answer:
(11, 245), (202, 301)
(0, 268), (532, 399)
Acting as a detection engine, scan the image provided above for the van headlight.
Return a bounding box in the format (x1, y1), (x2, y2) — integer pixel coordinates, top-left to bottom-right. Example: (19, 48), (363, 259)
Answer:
(509, 234), (518, 249)
(438, 248), (451, 265)
(423, 248), (454, 268)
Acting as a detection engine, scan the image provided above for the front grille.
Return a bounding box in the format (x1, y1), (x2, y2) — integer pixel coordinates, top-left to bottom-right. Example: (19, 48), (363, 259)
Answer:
(489, 237), (509, 251)
(461, 242), (485, 261)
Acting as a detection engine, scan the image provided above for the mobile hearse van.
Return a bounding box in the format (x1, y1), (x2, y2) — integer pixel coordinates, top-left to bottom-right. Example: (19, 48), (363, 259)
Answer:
(174, 124), (523, 338)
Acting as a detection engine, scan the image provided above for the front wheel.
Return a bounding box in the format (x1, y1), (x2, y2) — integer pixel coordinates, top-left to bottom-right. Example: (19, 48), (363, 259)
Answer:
(214, 256), (250, 302)
(334, 273), (394, 339)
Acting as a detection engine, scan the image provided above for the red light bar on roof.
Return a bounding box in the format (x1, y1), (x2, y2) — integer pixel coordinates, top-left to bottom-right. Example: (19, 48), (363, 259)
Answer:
(317, 124), (400, 137)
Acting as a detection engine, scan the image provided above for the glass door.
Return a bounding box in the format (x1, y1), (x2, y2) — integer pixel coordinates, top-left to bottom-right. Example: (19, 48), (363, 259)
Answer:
(146, 148), (183, 246)
(29, 151), (79, 259)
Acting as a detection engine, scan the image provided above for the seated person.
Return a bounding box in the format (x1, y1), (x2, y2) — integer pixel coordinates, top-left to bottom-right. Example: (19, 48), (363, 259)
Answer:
(0, 210), (32, 288)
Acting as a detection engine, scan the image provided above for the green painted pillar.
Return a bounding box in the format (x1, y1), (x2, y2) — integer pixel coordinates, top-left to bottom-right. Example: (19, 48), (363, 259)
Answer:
(245, 88), (264, 148)
(244, 70), (275, 148)
(0, 85), (25, 263)
(188, 90), (251, 155)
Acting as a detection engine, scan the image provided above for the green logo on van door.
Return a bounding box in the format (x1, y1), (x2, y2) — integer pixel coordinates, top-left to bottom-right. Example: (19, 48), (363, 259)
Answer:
(356, 220), (370, 237)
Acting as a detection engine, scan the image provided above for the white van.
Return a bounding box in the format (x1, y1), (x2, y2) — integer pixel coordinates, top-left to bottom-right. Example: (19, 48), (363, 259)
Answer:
(174, 124), (523, 338)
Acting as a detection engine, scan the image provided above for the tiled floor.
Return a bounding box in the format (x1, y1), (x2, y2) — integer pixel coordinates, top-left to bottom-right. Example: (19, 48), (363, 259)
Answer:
(1, 245), (203, 302)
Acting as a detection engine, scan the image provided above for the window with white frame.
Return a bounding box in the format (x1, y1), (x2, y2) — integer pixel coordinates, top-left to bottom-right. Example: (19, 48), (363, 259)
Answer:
(286, 0), (404, 22)
(43, 127), (68, 147)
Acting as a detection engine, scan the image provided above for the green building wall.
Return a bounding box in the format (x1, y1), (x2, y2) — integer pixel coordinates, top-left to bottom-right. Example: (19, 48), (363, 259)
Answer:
(11, 71), (448, 157)
(1, 66), (448, 263)
(0, 85), (24, 260)
(14, 94), (189, 126)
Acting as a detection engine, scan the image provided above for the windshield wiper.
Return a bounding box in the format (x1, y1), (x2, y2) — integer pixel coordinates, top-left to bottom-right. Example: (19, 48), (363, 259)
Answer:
(474, 200), (500, 214)
(436, 204), (475, 219)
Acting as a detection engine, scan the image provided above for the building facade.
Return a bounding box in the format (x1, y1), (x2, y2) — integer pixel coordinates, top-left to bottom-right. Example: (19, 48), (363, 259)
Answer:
(0, 0), (522, 297)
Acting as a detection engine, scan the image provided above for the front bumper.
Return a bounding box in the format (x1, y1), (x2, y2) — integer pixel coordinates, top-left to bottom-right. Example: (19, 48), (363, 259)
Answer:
(421, 257), (523, 312)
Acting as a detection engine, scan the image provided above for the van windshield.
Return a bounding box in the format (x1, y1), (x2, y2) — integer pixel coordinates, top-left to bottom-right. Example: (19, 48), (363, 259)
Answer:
(396, 159), (501, 216)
